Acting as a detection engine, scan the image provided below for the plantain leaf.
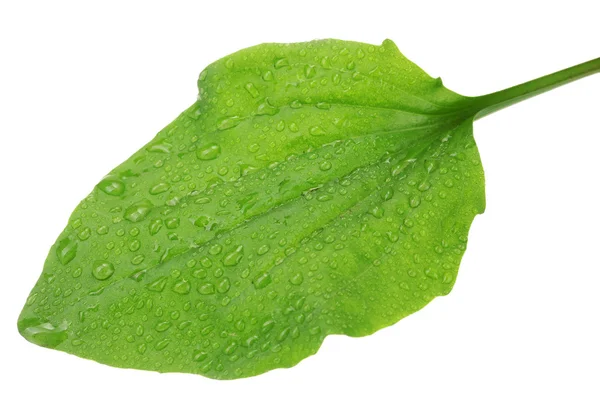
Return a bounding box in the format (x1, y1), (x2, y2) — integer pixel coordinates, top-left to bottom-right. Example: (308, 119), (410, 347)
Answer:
(18, 39), (600, 379)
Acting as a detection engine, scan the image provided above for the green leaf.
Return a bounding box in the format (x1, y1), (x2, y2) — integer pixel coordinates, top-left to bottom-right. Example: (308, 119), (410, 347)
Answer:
(17, 39), (600, 379)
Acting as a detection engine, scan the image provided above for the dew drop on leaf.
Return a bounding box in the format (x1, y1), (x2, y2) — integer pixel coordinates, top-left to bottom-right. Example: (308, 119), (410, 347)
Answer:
(92, 261), (115, 281)
(196, 144), (221, 160)
(96, 176), (125, 196)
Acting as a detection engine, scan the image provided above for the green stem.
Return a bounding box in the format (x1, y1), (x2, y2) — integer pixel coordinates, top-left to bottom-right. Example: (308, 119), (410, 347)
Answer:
(472, 57), (600, 120)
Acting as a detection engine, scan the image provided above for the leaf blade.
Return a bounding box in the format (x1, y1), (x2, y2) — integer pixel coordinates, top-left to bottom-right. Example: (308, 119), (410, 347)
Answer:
(19, 39), (485, 379)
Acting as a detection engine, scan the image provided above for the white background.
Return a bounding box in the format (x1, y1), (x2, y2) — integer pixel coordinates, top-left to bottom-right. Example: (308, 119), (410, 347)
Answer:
(1, 1), (599, 418)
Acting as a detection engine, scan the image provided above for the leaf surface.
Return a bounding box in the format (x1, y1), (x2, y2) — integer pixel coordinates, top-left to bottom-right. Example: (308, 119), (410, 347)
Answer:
(17, 39), (600, 379)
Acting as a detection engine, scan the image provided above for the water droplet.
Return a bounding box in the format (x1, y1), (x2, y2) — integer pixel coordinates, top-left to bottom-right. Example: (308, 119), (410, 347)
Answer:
(97, 176), (125, 196)
(165, 217), (180, 229)
(442, 272), (453, 284)
(147, 141), (172, 153)
(369, 206), (385, 219)
(56, 237), (77, 265)
(155, 321), (172, 332)
(418, 181), (430, 192)
(150, 182), (170, 195)
(198, 283), (215, 295)
(194, 215), (210, 229)
(172, 278), (191, 295)
(124, 200), (153, 223)
(352, 71), (364, 81)
(209, 244), (223, 255)
(290, 273), (304, 285)
(387, 231), (399, 243)
(155, 339), (170, 351)
(129, 239), (141, 252)
(381, 187), (394, 201)
(217, 278), (231, 293)
(274, 57), (289, 69)
(409, 196), (421, 208)
(257, 244), (270, 255)
(256, 98), (279, 116)
(262, 70), (274, 81)
(244, 82), (260, 98)
(92, 261), (115, 281)
(196, 143), (221, 160)
(261, 319), (275, 333)
(147, 276), (167, 292)
(77, 227), (91, 241)
(253, 273), (272, 289)
(247, 143), (260, 153)
(304, 65), (316, 78)
(131, 254), (144, 265)
(217, 116), (241, 131)
(224, 342), (237, 355)
(319, 161), (332, 171)
(193, 350), (208, 362)
(149, 219), (163, 235)
(277, 327), (290, 342)
(18, 318), (68, 349)
(223, 245), (244, 266)
(309, 126), (326, 136)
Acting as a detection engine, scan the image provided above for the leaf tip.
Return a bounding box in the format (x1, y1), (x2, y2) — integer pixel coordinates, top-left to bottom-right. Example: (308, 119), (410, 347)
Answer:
(17, 309), (69, 350)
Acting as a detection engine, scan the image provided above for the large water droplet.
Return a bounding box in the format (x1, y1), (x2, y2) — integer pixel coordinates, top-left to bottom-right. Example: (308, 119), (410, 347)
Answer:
(198, 283), (215, 295)
(147, 276), (167, 292)
(319, 161), (332, 171)
(290, 273), (304, 285)
(17, 317), (68, 349)
(253, 273), (272, 289)
(257, 244), (270, 255)
(309, 126), (326, 136)
(255, 98), (279, 116)
(194, 215), (211, 229)
(56, 237), (77, 265)
(97, 176), (125, 196)
(369, 206), (385, 219)
(196, 144), (221, 160)
(124, 200), (153, 223)
(172, 279), (191, 295)
(409, 196), (421, 208)
(223, 245), (244, 266)
(217, 116), (241, 131)
(150, 182), (170, 195)
(304, 65), (316, 78)
(274, 57), (289, 69)
(262, 70), (274, 81)
(217, 278), (231, 293)
(92, 261), (115, 280)
(245, 83), (260, 98)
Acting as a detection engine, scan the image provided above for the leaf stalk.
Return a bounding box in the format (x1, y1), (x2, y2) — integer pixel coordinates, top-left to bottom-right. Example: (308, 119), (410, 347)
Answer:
(472, 57), (600, 119)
